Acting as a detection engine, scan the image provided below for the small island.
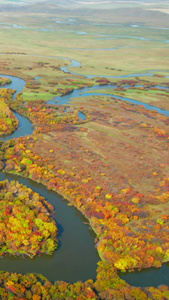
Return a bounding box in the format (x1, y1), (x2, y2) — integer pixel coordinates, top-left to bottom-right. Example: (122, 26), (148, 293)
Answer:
(0, 87), (18, 137)
(0, 180), (58, 257)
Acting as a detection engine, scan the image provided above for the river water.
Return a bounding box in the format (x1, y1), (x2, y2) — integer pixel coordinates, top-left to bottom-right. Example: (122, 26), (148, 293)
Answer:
(0, 58), (169, 286)
(0, 75), (99, 283)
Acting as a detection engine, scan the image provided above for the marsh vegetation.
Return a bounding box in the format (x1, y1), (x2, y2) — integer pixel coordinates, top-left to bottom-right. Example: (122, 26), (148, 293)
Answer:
(0, 0), (168, 299)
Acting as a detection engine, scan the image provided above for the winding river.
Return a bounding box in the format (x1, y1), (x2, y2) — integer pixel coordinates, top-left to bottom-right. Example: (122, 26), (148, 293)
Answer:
(0, 75), (99, 283)
(0, 58), (169, 287)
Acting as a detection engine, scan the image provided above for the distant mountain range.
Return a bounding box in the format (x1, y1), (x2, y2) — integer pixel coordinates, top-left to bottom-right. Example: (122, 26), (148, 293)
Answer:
(0, 0), (168, 28)
(4, 0), (169, 5)
(1, 0), (168, 16)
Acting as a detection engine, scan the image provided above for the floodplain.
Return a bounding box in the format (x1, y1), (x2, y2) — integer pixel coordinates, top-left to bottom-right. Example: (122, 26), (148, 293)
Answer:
(0, 0), (168, 299)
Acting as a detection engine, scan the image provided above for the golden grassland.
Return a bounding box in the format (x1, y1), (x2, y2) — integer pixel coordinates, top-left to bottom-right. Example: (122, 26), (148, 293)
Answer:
(0, 15), (168, 78)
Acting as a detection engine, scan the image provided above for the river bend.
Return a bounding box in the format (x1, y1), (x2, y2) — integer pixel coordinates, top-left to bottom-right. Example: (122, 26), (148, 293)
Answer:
(0, 59), (169, 286)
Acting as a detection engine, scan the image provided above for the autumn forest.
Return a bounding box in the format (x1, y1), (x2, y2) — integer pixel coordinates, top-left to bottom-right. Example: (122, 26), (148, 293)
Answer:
(0, 0), (168, 299)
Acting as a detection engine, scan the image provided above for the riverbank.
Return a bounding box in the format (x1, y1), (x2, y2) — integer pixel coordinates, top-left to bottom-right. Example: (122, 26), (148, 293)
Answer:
(0, 2), (168, 297)
(0, 68), (169, 300)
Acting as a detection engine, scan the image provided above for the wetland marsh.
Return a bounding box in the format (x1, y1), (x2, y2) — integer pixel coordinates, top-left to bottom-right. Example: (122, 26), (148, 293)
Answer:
(0, 0), (169, 299)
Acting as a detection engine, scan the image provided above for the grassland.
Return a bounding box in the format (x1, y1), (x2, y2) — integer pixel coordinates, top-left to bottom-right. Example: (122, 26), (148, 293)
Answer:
(83, 84), (169, 110)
